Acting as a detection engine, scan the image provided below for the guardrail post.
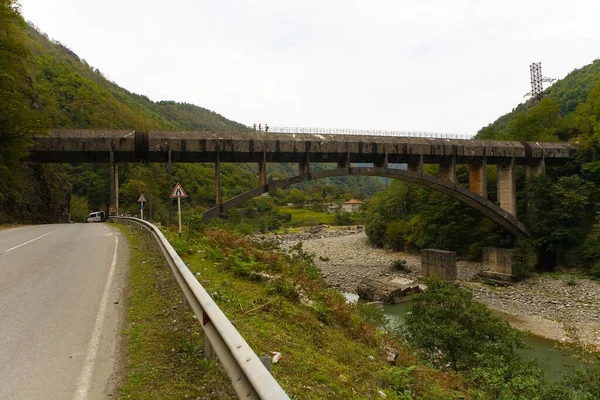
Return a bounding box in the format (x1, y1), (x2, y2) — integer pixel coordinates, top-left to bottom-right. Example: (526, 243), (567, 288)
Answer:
(203, 310), (215, 359)
(182, 291), (190, 308)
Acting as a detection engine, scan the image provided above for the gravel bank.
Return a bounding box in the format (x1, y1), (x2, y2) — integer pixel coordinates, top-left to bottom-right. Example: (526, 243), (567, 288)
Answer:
(264, 228), (600, 348)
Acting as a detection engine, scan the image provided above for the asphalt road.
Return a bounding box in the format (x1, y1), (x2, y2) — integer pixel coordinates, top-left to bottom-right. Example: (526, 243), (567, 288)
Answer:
(0, 223), (128, 400)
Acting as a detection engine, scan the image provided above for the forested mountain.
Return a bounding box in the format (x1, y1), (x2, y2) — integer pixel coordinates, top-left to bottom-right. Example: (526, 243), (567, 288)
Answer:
(366, 58), (600, 274)
(0, 2), (382, 223)
(477, 59), (600, 141)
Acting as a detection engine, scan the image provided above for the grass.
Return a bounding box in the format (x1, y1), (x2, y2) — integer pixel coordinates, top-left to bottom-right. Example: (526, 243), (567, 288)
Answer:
(281, 207), (365, 228)
(114, 224), (235, 400)
(158, 227), (469, 399)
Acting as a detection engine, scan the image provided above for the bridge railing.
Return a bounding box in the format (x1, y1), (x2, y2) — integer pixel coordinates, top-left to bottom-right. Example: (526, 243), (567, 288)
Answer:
(267, 126), (474, 139)
(110, 216), (289, 400)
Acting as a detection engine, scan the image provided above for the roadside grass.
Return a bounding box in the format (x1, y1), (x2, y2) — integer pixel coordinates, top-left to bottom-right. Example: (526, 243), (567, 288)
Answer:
(115, 224), (235, 400)
(163, 227), (469, 399)
(281, 207), (365, 228)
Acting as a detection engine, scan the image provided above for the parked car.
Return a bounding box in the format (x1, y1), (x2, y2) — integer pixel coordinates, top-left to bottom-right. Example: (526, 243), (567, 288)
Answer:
(86, 211), (106, 223)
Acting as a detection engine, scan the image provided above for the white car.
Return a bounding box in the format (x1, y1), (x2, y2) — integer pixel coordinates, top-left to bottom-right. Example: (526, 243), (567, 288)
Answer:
(86, 211), (106, 223)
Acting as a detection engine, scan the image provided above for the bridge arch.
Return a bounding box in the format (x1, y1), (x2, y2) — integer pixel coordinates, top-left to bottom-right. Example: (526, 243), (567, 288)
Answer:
(202, 167), (530, 237)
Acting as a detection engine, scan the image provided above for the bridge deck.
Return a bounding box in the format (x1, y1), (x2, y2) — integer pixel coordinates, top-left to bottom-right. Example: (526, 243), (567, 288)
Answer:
(28, 129), (575, 165)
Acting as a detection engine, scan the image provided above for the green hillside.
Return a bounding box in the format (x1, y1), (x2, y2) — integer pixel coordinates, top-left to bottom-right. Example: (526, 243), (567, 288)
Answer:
(25, 26), (248, 131)
(0, 2), (383, 224)
(477, 59), (600, 140)
(366, 58), (600, 273)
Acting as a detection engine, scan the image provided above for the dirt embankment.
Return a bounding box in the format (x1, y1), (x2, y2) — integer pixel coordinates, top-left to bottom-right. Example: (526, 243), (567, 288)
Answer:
(261, 229), (600, 349)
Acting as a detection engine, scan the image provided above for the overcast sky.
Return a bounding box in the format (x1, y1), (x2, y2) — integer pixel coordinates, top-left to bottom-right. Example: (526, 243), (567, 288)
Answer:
(18, 0), (600, 134)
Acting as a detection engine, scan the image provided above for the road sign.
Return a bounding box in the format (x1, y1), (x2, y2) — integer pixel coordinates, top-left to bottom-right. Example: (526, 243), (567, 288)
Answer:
(170, 183), (187, 199)
(137, 194), (146, 203)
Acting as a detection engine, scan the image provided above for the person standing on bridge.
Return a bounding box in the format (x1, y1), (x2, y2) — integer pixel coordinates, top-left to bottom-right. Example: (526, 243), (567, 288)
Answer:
(265, 124), (269, 132)
(259, 123), (262, 131)
(253, 123), (256, 131)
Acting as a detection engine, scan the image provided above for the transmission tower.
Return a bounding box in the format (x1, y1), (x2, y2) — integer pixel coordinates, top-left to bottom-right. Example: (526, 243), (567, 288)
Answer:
(530, 62), (544, 100)
(523, 62), (556, 101)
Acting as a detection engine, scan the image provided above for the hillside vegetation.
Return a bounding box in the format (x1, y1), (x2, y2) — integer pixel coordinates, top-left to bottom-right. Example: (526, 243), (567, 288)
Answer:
(1, 1), (382, 224)
(366, 59), (600, 275)
(477, 59), (600, 139)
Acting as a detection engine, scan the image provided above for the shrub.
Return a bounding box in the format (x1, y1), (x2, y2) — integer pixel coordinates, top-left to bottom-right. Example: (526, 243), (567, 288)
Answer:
(404, 276), (526, 371)
(334, 211), (352, 225)
(392, 259), (411, 272)
(365, 212), (387, 247)
(589, 263), (600, 279)
(385, 221), (408, 251)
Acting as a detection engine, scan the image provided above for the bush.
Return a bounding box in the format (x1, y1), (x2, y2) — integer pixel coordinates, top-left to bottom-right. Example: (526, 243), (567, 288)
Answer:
(392, 259), (411, 272)
(404, 276), (526, 371)
(589, 263), (600, 279)
(365, 212), (387, 247)
(334, 211), (352, 226)
(385, 220), (408, 251)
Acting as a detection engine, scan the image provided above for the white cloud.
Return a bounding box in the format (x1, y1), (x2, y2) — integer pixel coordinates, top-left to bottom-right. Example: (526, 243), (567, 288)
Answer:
(19, 0), (600, 134)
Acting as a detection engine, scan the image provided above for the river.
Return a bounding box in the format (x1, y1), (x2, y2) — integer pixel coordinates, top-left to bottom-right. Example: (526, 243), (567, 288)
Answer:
(345, 293), (583, 381)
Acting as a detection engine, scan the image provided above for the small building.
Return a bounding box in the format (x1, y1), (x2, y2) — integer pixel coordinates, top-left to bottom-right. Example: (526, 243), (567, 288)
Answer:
(342, 199), (362, 213)
(326, 204), (341, 214)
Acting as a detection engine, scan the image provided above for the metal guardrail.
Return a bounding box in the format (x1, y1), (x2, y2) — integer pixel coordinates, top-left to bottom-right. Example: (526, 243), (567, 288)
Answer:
(267, 126), (474, 140)
(111, 217), (289, 400)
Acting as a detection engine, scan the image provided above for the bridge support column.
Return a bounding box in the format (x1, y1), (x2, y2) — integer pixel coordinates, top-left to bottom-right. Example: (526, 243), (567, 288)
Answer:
(337, 152), (350, 169)
(497, 159), (516, 216)
(258, 151), (267, 186)
(526, 158), (545, 178)
(299, 153), (310, 175)
(215, 151), (222, 205)
(469, 159), (488, 199)
(374, 153), (388, 168)
(439, 157), (456, 183)
(109, 151), (119, 216)
(408, 154), (424, 173)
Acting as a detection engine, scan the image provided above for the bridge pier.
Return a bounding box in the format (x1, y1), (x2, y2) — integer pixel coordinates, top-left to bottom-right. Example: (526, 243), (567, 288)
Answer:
(374, 153), (388, 168)
(215, 150), (222, 205)
(299, 153), (310, 175)
(258, 151), (267, 186)
(408, 154), (424, 173)
(109, 151), (119, 216)
(439, 157), (456, 183)
(337, 152), (350, 169)
(526, 158), (545, 177)
(497, 159), (516, 216)
(469, 159), (488, 199)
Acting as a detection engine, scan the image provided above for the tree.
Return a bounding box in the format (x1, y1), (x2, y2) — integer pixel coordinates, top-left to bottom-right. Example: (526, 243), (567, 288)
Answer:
(525, 175), (597, 270)
(405, 277), (526, 371)
(0, 0), (47, 167)
(285, 189), (307, 207)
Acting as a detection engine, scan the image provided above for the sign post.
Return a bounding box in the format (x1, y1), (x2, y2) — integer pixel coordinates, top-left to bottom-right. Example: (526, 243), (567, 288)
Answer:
(170, 183), (188, 234)
(137, 194), (146, 220)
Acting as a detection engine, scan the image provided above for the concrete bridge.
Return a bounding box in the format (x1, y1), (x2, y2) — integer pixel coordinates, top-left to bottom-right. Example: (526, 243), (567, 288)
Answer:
(28, 129), (576, 236)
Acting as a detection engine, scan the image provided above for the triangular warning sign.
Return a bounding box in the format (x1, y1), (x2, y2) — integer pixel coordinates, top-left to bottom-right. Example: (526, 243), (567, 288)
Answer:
(170, 183), (188, 199)
(137, 194), (146, 203)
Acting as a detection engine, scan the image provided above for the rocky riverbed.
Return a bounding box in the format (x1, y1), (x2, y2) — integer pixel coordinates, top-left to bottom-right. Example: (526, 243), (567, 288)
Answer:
(261, 228), (600, 349)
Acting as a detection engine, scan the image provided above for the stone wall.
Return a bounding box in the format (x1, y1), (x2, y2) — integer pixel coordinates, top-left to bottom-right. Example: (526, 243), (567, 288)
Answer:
(421, 249), (457, 281)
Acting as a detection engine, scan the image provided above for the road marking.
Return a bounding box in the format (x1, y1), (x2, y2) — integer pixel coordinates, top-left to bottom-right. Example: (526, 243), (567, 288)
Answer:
(0, 226), (65, 256)
(73, 235), (119, 400)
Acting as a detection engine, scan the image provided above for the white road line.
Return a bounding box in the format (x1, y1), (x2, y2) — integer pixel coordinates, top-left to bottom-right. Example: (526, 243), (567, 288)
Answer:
(0, 226), (65, 256)
(73, 235), (119, 400)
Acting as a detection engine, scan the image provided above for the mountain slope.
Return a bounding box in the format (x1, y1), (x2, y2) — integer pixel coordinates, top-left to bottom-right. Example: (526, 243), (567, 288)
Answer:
(24, 25), (248, 131)
(477, 59), (600, 139)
